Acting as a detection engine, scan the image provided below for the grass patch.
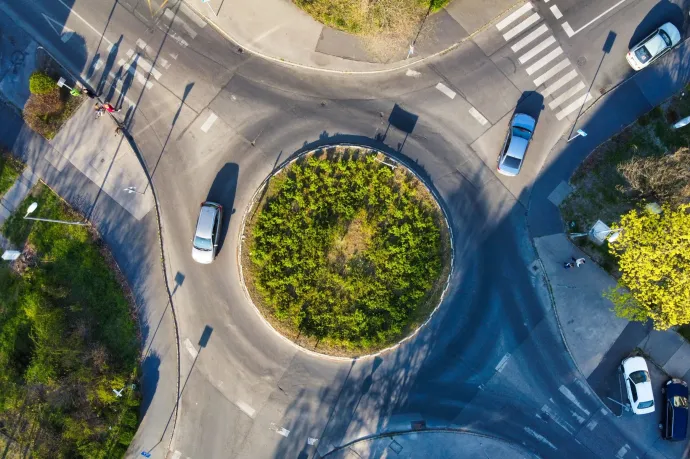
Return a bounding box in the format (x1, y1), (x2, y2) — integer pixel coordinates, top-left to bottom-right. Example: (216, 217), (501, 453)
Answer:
(0, 150), (24, 199)
(0, 183), (140, 458)
(560, 83), (690, 274)
(242, 147), (451, 356)
(293, 0), (451, 60)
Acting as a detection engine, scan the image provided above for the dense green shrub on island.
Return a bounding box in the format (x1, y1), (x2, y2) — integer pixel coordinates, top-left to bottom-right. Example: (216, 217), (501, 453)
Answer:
(28, 71), (56, 95)
(247, 151), (448, 352)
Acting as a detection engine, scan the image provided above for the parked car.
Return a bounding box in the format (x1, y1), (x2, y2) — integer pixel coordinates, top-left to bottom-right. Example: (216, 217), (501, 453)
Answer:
(497, 113), (536, 177)
(660, 378), (688, 441)
(626, 23), (681, 71)
(622, 356), (655, 414)
(191, 201), (222, 264)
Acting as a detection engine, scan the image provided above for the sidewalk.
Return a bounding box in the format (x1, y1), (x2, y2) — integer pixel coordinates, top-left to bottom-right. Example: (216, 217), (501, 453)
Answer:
(172, 0), (521, 72)
(322, 430), (532, 459)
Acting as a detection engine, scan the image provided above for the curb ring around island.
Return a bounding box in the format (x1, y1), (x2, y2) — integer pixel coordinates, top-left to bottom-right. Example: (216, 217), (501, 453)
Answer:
(235, 144), (456, 362)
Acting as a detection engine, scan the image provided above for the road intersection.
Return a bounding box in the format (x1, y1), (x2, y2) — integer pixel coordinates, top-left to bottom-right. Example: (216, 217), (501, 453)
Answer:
(2, 0), (689, 457)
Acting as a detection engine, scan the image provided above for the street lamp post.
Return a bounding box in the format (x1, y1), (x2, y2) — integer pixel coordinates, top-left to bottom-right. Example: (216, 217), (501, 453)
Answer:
(407, 1), (434, 59)
(23, 202), (87, 226)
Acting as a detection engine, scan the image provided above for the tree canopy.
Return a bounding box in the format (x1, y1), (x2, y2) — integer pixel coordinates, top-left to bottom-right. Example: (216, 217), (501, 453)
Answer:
(246, 151), (449, 352)
(606, 204), (690, 329)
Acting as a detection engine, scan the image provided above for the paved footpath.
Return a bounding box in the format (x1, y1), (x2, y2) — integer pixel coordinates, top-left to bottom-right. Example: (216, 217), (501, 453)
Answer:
(527, 35), (690, 458)
(160, 0), (522, 72)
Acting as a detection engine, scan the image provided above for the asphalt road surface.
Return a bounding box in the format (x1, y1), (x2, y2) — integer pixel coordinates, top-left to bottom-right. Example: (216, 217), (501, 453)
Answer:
(3, 0), (690, 457)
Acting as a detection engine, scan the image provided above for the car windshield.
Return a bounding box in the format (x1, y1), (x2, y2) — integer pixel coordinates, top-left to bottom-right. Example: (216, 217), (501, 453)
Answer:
(635, 46), (652, 63)
(193, 235), (213, 251)
(659, 30), (671, 47)
(638, 400), (654, 409)
(512, 126), (532, 140)
(673, 396), (689, 409)
(630, 370), (650, 384)
(502, 156), (522, 169)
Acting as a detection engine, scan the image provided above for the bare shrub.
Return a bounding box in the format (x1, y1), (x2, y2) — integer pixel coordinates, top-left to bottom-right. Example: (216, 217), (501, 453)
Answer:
(23, 89), (65, 139)
(616, 147), (690, 206)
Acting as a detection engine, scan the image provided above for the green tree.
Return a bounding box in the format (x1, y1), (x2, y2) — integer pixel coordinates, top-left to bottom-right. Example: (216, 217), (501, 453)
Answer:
(29, 71), (57, 95)
(605, 204), (690, 329)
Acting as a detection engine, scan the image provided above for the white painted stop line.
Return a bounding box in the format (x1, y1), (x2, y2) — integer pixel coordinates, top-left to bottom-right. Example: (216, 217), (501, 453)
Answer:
(435, 83), (456, 99)
(200, 112), (218, 132)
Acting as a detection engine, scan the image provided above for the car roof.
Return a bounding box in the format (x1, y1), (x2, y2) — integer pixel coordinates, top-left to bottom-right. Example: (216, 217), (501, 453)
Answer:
(644, 34), (668, 57)
(636, 380), (654, 403)
(196, 204), (218, 239)
(507, 136), (529, 160)
(512, 113), (536, 131)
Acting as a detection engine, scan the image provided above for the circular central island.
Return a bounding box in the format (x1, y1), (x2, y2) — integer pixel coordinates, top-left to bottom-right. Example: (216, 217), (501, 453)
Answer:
(240, 146), (452, 357)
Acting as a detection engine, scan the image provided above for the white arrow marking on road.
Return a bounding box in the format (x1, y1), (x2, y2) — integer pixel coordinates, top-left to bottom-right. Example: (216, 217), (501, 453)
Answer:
(42, 13), (74, 43)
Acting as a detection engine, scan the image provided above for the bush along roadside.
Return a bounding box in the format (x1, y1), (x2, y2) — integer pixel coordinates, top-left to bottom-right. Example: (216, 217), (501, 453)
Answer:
(0, 182), (141, 458)
(23, 67), (83, 140)
(560, 83), (690, 333)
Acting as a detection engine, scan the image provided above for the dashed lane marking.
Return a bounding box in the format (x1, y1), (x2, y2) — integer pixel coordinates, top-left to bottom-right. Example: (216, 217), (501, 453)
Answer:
(550, 5), (563, 19)
(503, 13), (541, 41)
(495, 353), (510, 372)
(468, 107), (488, 125)
(235, 400), (256, 418)
(200, 112), (218, 132)
(184, 338), (198, 359)
(616, 444), (630, 458)
(495, 3), (534, 31)
(435, 83), (456, 99)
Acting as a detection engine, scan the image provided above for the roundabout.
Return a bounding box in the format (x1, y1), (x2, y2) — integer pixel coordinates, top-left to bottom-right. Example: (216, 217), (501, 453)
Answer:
(240, 146), (452, 357)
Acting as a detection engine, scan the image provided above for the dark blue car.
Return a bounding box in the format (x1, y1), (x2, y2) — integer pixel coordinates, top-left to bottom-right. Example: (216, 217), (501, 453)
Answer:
(661, 379), (688, 441)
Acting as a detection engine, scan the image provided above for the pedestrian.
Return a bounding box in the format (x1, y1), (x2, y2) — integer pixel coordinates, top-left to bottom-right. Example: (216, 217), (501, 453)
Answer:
(103, 103), (120, 113)
(81, 87), (95, 99)
(94, 103), (105, 118)
(563, 261), (573, 269)
(574, 257), (586, 267)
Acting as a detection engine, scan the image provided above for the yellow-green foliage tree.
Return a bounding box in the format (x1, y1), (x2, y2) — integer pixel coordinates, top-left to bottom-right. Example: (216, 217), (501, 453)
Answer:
(606, 204), (690, 329)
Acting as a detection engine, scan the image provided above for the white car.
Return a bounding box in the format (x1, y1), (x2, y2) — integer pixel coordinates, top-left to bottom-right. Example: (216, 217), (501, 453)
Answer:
(191, 201), (223, 264)
(626, 23), (681, 71)
(622, 356), (655, 414)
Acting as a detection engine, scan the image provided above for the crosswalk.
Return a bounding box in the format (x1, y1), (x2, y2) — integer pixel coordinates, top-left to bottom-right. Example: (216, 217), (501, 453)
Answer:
(496, 2), (592, 121)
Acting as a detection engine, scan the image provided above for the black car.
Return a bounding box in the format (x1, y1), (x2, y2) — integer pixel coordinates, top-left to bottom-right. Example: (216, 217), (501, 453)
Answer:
(660, 378), (688, 441)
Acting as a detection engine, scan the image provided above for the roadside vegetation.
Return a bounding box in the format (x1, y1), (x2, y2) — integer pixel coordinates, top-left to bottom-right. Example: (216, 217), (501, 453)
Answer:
(0, 150), (25, 198)
(0, 182), (140, 458)
(23, 71), (83, 140)
(560, 84), (690, 331)
(243, 148), (451, 355)
(294, 0), (451, 60)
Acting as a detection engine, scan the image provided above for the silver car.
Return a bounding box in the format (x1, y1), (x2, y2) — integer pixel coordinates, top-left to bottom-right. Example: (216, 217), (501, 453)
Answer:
(497, 113), (536, 177)
(626, 23), (681, 71)
(191, 201), (223, 264)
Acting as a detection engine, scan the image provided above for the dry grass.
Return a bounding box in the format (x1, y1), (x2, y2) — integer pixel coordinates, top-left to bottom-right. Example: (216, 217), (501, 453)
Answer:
(23, 87), (83, 139)
(295, 0), (448, 61)
(617, 148), (690, 206)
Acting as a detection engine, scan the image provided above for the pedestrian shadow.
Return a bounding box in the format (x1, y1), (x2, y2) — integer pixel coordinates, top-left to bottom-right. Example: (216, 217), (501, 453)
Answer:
(96, 35), (122, 96)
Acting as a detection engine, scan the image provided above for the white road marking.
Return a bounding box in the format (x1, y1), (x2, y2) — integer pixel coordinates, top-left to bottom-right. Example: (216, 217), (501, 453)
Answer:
(549, 81), (586, 109)
(170, 451), (182, 459)
(523, 427), (557, 450)
(526, 47), (563, 75)
(541, 70), (578, 96)
(616, 444), (630, 458)
(169, 52), (179, 60)
(586, 419), (598, 431)
(179, 2), (208, 28)
(503, 13), (541, 41)
(496, 3), (534, 31)
(600, 407), (608, 416)
(558, 385), (591, 415)
(468, 107), (488, 125)
(533, 59), (570, 86)
(235, 400), (256, 417)
(308, 438), (319, 446)
(405, 69), (421, 77)
(269, 423), (290, 437)
(555, 92), (591, 120)
(550, 5), (563, 19)
(125, 49), (163, 80)
(93, 59), (104, 71)
(164, 8), (198, 39)
(495, 353), (510, 372)
(200, 112), (218, 132)
(511, 24), (549, 52)
(540, 404), (575, 434)
(575, 379), (593, 396)
(435, 83), (456, 99)
(117, 58), (154, 89)
(560, 0), (629, 37)
(184, 338), (198, 359)
(42, 13), (75, 43)
(56, 0), (113, 46)
(519, 36), (556, 64)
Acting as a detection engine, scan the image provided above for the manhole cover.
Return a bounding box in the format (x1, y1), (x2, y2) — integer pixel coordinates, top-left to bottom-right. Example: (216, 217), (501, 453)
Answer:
(389, 440), (403, 454)
(577, 56), (587, 67)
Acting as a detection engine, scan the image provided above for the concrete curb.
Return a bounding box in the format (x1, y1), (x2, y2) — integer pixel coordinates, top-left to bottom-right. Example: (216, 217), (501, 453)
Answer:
(318, 427), (539, 458)
(236, 144), (455, 362)
(181, 0), (525, 75)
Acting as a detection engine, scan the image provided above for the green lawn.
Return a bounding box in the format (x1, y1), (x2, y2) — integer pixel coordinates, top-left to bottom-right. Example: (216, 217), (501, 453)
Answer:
(0, 151), (24, 198)
(0, 183), (140, 458)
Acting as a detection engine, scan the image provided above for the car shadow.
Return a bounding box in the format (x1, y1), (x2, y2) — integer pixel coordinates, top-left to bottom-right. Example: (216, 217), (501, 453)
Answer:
(628, 0), (684, 49)
(205, 162), (238, 254)
(515, 91), (545, 124)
